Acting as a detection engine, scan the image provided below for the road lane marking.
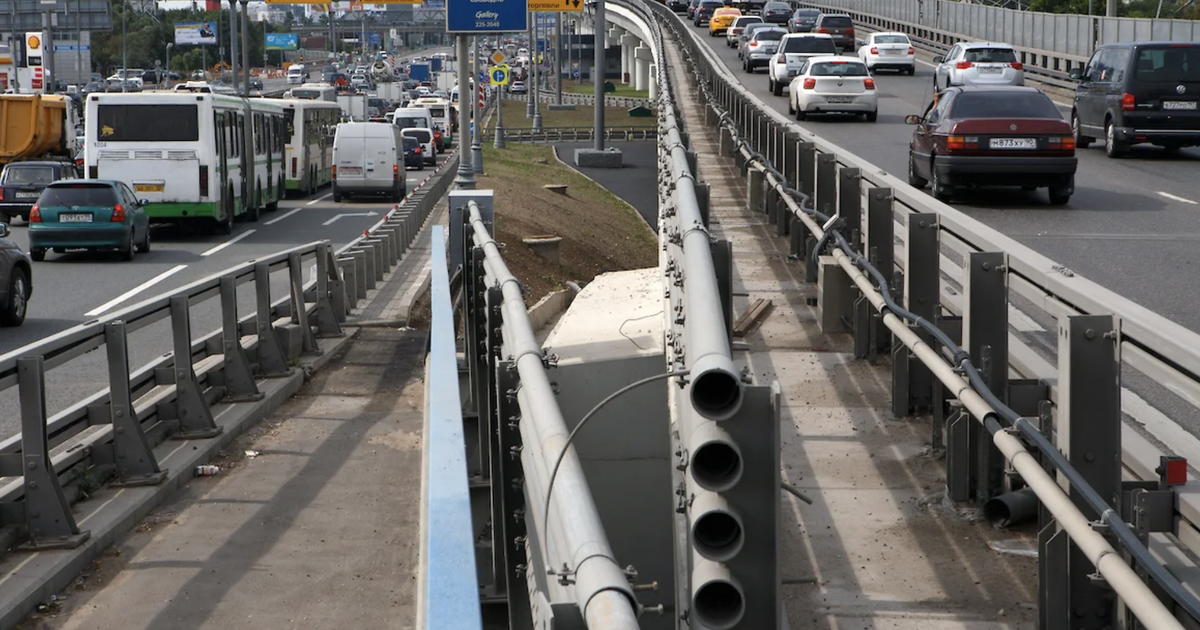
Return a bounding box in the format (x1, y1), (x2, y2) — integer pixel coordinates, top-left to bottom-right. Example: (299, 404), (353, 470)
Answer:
(1158, 191), (1197, 205)
(200, 229), (256, 257)
(306, 193), (332, 206)
(263, 208), (303, 225)
(84, 264), (188, 317)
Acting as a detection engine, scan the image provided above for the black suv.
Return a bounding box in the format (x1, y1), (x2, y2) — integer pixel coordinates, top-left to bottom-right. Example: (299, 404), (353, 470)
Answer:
(732, 0), (766, 14)
(1070, 42), (1200, 157)
(0, 161), (78, 223)
(788, 8), (821, 33)
(814, 13), (856, 52)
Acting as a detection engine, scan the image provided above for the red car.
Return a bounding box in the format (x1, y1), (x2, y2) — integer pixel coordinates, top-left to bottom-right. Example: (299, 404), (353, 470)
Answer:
(906, 85), (1078, 205)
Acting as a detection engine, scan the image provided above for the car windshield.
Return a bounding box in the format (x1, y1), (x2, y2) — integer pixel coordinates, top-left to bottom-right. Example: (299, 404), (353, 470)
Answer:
(701, 1), (722, 9)
(395, 116), (426, 128)
(875, 35), (909, 44)
(2, 166), (56, 185)
(755, 31), (786, 42)
(782, 37), (837, 54)
(1134, 46), (1200, 83)
(810, 61), (869, 76)
(950, 92), (1063, 119)
(963, 47), (1017, 63)
(765, 2), (789, 9)
(735, 17), (762, 25)
(39, 184), (118, 207)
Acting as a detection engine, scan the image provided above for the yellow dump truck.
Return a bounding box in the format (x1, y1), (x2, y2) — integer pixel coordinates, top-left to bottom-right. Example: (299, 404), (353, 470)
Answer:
(0, 94), (82, 164)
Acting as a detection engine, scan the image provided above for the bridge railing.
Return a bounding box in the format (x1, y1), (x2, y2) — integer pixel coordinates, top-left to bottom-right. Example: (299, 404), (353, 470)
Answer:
(647, 0), (1200, 626)
(0, 151), (457, 562)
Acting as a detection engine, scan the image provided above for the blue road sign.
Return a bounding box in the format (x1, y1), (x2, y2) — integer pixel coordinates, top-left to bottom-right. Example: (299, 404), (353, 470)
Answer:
(478, 71), (488, 84)
(572, 68), (580, 78)
(490, 66), (510, 85)
(536, 40), (545, 52)
(447, 0), (529, 34)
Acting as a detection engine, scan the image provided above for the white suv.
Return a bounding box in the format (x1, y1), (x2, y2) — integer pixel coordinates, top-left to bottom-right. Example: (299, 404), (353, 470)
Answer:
(767, 33), (838, 96)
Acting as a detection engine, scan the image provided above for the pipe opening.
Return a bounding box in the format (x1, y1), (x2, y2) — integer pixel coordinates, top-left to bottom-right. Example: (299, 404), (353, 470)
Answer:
(691, 369), (743, 420)
(693, 510), (744, 562)
(691, 441), (742, 492)
(983, 487), (1039, 528)
(694, 579), (745, 630)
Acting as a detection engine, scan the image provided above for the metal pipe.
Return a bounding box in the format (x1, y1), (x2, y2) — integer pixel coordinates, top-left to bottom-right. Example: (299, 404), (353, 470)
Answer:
(983, 487), (1039, 528)
(240, 0), (250, 95)
(691, 553), (745, 630)
(688, 418), (743, 493)
(593, 0), (605, 150)
(466, 201), (637, 628)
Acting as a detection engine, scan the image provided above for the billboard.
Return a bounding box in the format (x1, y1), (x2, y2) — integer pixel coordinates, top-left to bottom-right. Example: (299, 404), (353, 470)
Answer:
(175, 22), (218, 46)
(265, 33), (299, 50)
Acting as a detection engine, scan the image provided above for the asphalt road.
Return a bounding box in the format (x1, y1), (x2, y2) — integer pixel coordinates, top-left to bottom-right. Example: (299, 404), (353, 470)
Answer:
(0, 150), (452, 440)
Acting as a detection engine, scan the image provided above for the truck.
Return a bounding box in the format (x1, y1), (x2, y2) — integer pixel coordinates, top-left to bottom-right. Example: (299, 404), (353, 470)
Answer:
(0, 94), (82, 165)
(435, 72), (456, 93)
(370, 59), (395, 83)
(409, 63), (430, 85)
(336, 93), (368, 121)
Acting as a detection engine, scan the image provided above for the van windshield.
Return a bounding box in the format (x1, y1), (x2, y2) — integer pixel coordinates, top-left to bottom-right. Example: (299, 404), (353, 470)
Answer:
(1134, 46), (1200, 83)
(395, 116), (426, 129)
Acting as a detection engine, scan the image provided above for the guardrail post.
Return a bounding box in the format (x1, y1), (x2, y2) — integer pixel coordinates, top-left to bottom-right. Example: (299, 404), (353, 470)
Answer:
(14, 356), (91, 549)
(169, 296), (223, 439)
(815, 154), (837, 218)
(1055, 314), (1122, 630)
(105, 321), (169, 486)
(798, 140), (816, 199)
(314, 243), (345, 337)
(783, 131), (800, 189)
(327, 250), (349, 323)
(346, 251), (368, 300)
(747, 167), (764, 215)
(289, 252), (319, 355)
(865, 188), (894, 355)
(219, 276), (265, 402)
(892, 214), (938, 418)
(254, 261), (293, 378)
(711, 238), (734, 343)
(494, 358), (533, 626)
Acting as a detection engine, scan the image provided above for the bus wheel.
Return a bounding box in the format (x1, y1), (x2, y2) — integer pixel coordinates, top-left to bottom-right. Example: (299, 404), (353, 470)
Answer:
(247, 185), (261, 222)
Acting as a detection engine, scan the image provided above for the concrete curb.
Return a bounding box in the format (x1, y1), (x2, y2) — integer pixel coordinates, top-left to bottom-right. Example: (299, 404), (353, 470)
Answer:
(550, 144), (658, 236)
(527, 289), (578, 333)
(0, 330), (357, 630)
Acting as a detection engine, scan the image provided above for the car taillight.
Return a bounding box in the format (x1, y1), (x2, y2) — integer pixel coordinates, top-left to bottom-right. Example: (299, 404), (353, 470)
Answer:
(864, 78), (875, 90)
(803, 78), (816, 89)
(393, 164), (399, 179)
(112, 203), (125, 222)
(1122, 92), (1136, 111)
(956, 61), (973, 70)
(1048, 136), (1076, 151)
(945, 135), (978, 151)
(29, 205), (39, 222)
(291, 157), (297, 177)
(199, 165), (209, 197)
(846, 28), (855, 36)
(415, 147), (421, 153)
(332, 165), (337, 180)
(1010, 61), (1024, 70)
(817, 27), (829, 33)
(0, 189), (4, 200)
(908, 47), (915, 55)
(749, 42), (758, 48)
(870, 47), (878, 55)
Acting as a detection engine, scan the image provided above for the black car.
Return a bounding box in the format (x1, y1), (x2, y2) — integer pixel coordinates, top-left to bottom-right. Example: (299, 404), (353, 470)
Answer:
(693, 0), (724, 26)
(403, 136), (425, 170)
(788, 8), (821, 33)
(249, 77), (264, 91)
(0, 161), (78, 223)
(667, 0), (688, 11)
(761, 1), (792, 25)
(686, 0), (703, 20)
(732, 0), (766, 14)
(1069, 42), (1200, 157)
(814, 13), (856, 52)
(0, 222), (31, 327)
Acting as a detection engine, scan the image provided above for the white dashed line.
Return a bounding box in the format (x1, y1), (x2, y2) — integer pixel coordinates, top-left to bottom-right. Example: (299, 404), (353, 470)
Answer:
(306, 193), (332, 206)
(263, 208), (303, 225)
(200, 229), (256, 257)
(85, 264), (188, 318)
(1157, 191), (1198, 205)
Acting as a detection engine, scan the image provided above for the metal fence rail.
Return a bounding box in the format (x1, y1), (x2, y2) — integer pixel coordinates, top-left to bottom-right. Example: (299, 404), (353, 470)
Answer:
(645, 0), (1200, 626)
(0, 150), (458, 560)
(481, 126), (656, 143)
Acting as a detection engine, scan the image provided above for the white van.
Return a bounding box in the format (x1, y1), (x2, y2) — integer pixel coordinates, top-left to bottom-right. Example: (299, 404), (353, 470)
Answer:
(400, 127), (437, 166)
(393, 108), (435, 151)
(286, 64), (308, 85)
(332, 122), (406, 202)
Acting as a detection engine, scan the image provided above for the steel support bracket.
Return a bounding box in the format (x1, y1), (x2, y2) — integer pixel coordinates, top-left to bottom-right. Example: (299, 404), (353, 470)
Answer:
(167, 296), (223, 439)
(105, 321), (168, 487)
(219, 276), (265, 403)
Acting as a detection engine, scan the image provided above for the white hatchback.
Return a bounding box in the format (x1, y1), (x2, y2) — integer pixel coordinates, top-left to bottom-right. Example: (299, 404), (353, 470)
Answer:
(857, 32), (915, 75)
(788, 56), (878, 121)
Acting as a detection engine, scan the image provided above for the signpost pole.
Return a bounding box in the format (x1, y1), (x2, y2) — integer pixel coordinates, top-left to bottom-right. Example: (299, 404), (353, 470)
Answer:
(42, 8), (53, 94)
(593, 0), (604, 151)
(472, 35), (483, 174)
(240, 0), (250, 95)
(525, 11), (533, 118)
(555, 13), (562, 105)
(454, 33), (476, 189)
(494, 83), (505, 149)
(229, 0), (239, 95)
(531, 12), (541, 130)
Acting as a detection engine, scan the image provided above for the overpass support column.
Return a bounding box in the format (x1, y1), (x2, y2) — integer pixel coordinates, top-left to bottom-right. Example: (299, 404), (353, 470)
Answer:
(633, 44), (651, 92)
(620, 34), (639, 84)
(648, 63), (657, 99)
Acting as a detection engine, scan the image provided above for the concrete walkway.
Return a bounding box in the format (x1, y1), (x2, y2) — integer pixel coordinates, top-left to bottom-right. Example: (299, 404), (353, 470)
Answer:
(27, 329), (427, 630)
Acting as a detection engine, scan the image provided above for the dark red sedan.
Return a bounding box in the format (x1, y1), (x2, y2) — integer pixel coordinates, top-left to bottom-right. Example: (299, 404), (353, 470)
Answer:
(905, 86), (1078, 205)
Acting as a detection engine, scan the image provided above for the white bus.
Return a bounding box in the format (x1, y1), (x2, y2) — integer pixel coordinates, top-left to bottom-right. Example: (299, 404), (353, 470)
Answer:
(288, 83), (337, 103)
(280, 98), (341, 196)
(406, 96), (456, 145)
(85, 92), (287, 233)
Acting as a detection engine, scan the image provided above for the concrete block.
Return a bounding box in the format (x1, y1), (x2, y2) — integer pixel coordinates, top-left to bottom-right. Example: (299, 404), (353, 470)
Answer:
(574, 148), (624, 169)
(548, 104), (576, 111)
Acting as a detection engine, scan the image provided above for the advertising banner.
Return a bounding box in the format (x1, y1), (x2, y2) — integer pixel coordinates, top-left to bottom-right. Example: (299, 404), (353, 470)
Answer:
(265, 33), (299, 50)
(174, 22), (218, 46)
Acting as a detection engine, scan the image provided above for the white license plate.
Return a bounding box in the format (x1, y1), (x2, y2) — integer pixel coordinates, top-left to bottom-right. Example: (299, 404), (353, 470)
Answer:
(978, 66), (1003, 74)
(14, 192), (39, 198)
(1163, 100), (1198, 111)
(825, 96), (854, 104)
(883, 50), (901, 55)
(340, 167), (362, 174)
(990, 137), (1037, 149)
(60, 213), (92, 222)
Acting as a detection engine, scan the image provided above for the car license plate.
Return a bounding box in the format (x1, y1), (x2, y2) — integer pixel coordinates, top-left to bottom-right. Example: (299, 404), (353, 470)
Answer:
(60, 213), (92, 222)
(341, 166), (362, 175)
(14, 191), (39, 198)
(883, 49), (900, 55)
(990, 137), (1037, 149)
(134, 183), (164, 193)
(1163, 100), (1198, 111)
(826, 96), (853, 104)
(979, 66), (1002, 74)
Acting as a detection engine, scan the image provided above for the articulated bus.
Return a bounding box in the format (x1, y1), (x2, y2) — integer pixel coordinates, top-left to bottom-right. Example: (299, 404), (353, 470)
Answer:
(288, 83), (338, 103)
(280, 98), (341, 195)
(85, 92), (287, 233)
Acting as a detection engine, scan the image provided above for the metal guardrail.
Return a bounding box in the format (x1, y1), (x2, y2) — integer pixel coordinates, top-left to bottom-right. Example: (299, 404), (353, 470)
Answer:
(648, 0), (1200, 626)
(481, 126), (656, 142)
(0, 151), (459, 560)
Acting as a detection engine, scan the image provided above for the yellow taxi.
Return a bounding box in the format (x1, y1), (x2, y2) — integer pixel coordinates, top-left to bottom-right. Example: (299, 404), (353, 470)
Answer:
(708, 7), (742, 37)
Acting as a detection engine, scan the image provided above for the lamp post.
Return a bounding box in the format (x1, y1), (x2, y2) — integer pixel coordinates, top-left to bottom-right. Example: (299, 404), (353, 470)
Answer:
(121, 3), (127, 92)
(166, 43), (173, 86)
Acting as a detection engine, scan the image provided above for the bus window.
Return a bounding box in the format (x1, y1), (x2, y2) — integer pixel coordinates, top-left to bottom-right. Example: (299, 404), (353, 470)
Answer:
(96, 104), (199, 142)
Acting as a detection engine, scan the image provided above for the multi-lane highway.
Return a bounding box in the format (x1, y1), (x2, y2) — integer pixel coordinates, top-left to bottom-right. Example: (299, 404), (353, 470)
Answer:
(685, 20), (1200, 335)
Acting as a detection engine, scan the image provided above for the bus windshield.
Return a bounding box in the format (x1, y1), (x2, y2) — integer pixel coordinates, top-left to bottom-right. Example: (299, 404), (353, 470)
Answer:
(96, 104), (199, 142)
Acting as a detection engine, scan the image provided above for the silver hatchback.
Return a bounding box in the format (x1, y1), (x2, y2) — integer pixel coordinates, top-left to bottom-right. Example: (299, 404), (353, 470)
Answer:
(933, 42), (1025, 91)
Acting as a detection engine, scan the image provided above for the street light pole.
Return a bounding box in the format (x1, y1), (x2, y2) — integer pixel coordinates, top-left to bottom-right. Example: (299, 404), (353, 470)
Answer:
(531, 12), (541, 130)
(453, 33), (475, 190)
(593, 0), (604, 151)
(555, 13), (562, 105)
(471, 35), (482, 174)
(166, 43), (173, 86)
(240, 0), (250, 94)
(228, 0), (239, 94)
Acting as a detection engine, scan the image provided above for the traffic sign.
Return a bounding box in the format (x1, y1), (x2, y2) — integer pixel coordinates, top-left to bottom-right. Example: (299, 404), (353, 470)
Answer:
(529, 0), (583, 11)
(489, 50), (506, 65)
(478, 71), (488, 85)
(572, 68), (580, 78)
(447, 0), (529, 33)
(489, 65), (510, 86)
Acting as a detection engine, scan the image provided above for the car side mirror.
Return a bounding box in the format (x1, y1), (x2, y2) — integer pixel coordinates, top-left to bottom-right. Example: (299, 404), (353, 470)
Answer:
(1068, 67), (1083, 81)
(904, 114), (922, 125)
(138, 199), (147, 207)
(0, 223), (8, 238)
(932, 55), (944, 63)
